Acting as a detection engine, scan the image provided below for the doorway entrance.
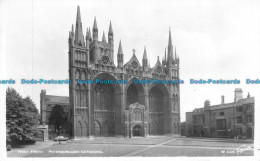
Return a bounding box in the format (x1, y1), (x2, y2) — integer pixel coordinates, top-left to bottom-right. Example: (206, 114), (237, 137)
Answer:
(133, 125), (142, 137)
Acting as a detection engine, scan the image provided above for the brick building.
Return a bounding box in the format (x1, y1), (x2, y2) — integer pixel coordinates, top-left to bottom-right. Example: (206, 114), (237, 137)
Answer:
(185, 88), (254, 139)
(40, 90), (70, 139)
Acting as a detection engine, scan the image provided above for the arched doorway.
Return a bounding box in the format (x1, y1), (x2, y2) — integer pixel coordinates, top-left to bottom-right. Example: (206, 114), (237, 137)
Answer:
(133, 125), (142, 137)
(247, 128), (253, 138)
(94, 121), (101, 136)
(149, 121), (158, 135)
(76, 121), (82, 137)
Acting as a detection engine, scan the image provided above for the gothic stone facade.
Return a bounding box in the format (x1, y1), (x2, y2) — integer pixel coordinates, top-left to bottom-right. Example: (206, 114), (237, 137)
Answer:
(67, 6), (180, 138)
(185, 88), (254, 139)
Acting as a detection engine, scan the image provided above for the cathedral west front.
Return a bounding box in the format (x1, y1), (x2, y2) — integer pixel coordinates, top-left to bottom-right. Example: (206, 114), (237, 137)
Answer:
(40, 6), (181, 139)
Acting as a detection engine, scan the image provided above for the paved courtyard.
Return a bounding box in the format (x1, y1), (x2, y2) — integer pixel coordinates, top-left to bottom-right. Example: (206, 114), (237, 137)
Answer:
(7, 136), (254, 157)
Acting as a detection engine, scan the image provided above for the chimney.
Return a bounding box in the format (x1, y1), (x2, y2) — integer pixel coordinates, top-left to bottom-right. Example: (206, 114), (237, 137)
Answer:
(221, 95), (225, 104)
(234, 88), (243, 102)
(204, 100), (210, 107)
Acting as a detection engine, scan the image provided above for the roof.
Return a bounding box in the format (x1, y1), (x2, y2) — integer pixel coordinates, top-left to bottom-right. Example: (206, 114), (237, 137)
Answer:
(45, 95), (69, 104)
(193, 97), (254, 112)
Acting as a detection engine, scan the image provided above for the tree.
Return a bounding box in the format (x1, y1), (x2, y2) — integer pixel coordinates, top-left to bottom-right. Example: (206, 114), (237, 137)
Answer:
(48, 105), (67, 136)
(6, 87), (39, 145)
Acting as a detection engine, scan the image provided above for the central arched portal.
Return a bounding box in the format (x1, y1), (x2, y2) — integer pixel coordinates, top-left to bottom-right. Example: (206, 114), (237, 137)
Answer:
(133, 125), (142, 137)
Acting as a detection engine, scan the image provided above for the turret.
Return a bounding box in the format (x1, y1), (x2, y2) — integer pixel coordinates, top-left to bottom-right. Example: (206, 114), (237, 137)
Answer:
(117, 40), (124, 68)
(93, 17), (98, 41)
(162, 48), (167, 66)
(69, 24), (74, 44)
(102, 31), (106, 43)
(74, 6), (85, 46)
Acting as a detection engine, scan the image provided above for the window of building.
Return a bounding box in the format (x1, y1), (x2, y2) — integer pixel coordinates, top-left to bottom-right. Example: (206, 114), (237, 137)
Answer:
(247, 115), (253, 123)
(237, 116), (243, 124)
(220, 112), (224, 116)
(216, 119), (227, 130)
(246, 105), (251, 112)
(237, 107), (243, 112)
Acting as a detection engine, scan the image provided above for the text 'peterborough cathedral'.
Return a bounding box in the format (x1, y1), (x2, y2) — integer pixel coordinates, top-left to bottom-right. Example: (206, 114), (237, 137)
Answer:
(40, 6), (180, 139)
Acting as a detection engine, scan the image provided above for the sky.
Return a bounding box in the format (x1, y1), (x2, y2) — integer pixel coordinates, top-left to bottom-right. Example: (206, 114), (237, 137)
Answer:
(1, 0), (260, 122)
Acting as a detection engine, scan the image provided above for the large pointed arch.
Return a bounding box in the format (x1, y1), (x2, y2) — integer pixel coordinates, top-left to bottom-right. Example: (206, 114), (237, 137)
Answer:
(125, 77), (145, 107)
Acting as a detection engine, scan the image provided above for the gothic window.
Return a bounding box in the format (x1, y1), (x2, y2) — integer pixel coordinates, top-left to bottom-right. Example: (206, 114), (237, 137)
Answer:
(172, 94), (176, 111)
(80, 85), (86, 107)
(77, 51), (80, 60)
(75, 70), (80, 80)
(95, 87), (101, 110)
(131, 61), (138, 69)
(84, 52), (86, 61)
(94, 84), (114, 111)
(81, 51), (83, 60)
(75, 84), (80, 107)
(100, 55), (110, 65)
(175, 94), (178, 111)
(81, 71), (85, 80)
(133, 108), (142, 121)
(74, 52), (77, 60)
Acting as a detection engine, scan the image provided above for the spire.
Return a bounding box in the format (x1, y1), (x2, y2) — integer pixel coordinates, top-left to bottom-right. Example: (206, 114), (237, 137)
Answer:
(143, 46), (148, 59)
(167, 28), (174, 64)
(117, 40), (124, 67)
(174, 46), (177, 61)
(142, 46), (148, 69)
(102, 31), (106, 43)
(76, 6), (81, 24)
(93, 17), (98, 31)
(118, 40), (123, 55)
(74, 6), (84, 46)
(108, 21), (114, 44)
(165, 48), (167, 61)
(89, 27), (92, 41)
(108, 21), (113, 35)
(93, 17), (98, 41)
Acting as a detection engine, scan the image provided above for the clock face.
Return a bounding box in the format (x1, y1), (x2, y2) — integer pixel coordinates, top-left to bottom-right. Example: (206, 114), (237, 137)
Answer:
(131, 61), (138, 69)
(101, 56), (110, 65)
